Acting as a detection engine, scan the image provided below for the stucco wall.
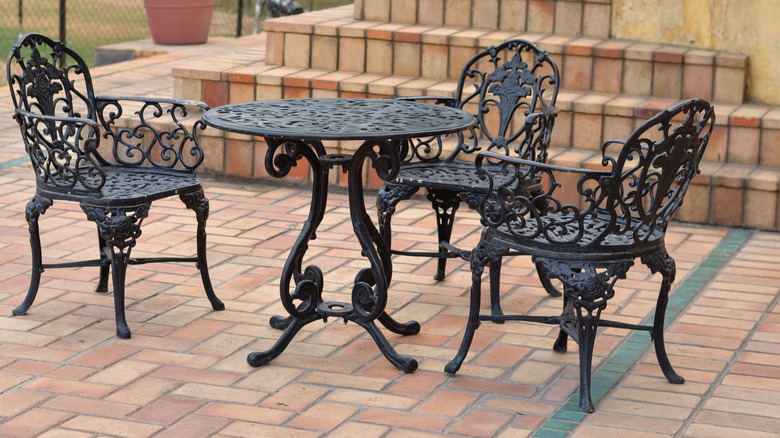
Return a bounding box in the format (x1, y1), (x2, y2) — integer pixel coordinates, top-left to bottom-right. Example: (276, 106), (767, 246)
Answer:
(611, 0), (780, 105)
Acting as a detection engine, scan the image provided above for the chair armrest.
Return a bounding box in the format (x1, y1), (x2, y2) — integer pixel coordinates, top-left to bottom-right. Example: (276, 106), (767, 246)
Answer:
(393, 96), (457, 107)
(96, 95), (209, 111)
(14, 109), (106, 191)
(15, 108), (99, 129)
(477, 150), (611, 176)
(523, 106), (559, 127)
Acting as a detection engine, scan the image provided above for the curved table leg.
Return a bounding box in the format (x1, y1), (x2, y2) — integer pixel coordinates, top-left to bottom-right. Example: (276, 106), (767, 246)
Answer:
(248, 314), (321, 367)
(377, 312), (420, 336)
(354, 318), (418, 373)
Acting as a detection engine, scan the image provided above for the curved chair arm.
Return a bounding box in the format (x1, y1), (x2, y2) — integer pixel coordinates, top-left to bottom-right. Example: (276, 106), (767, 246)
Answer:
(393, 95), (457, 107)
(15, 109), (106, 192)
(15, 108), (99, 130)
(474, 150), (613, 235)
(94, 96), (209, 171)
(97, 95), (209, 112)
(477, 150), (610, 176)
(524, 107), (560, 124)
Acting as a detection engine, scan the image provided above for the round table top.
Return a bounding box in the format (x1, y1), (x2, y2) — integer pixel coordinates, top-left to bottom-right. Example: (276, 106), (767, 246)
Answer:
(203, 98), (475, 141)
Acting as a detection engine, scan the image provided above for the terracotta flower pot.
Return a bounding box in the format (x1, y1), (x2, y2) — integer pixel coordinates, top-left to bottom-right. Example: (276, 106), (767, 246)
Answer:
(144, 0), (215, 45)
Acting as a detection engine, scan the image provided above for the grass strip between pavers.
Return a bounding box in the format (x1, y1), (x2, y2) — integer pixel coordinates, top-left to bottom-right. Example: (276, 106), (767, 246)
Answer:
(0, 156), (29, 170)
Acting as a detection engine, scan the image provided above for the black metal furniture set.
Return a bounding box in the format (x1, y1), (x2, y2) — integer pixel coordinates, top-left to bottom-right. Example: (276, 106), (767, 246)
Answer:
(5, 34), (714, 412)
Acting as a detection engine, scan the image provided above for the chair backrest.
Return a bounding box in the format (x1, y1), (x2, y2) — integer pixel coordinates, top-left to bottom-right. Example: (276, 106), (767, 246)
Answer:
(8, 34), (209, 196)
(600, 98), (715, 240)
(7, 33), (106, 193)
(475, 98), (714, 249)
(406, 39), (559, 164)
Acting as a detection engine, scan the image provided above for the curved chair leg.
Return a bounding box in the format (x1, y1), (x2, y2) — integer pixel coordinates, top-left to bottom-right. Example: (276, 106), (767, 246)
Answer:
(82, 205), (150, 339)
(575, 302), (601, 413)
(539, 260), (632, 412)
(13, 197), (53, 316)
(445, 241), (504, 374)
(642, 252), (684, 384)
(535, 261), (563, 297)
(426, 189), (460, 281)
(376, 182), (419, 249)
(181, 190), (225, 311)
(95, 232), (109, 293)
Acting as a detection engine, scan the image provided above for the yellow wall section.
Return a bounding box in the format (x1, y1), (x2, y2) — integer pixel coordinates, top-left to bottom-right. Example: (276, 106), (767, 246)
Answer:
(612, 0), (780, 104)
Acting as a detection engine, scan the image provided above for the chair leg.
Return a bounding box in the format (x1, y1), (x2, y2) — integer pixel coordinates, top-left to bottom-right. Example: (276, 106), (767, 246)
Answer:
(445, 243), (486, 374)
(575, 302), (601, 413)
(445, 241), (505, 374)
(13, 197), (53, 316)
(642, 252), (685, 384)
(426, 189), (460, 281)
(180, 190), (224, 311)
(539, 260), (633, 412)
(95, 232), (109, 293)
(488, 256), (504, 319)
(553, 293), (572, 352)
(376, 182), (419, 249)
(82, 205), (150, 339)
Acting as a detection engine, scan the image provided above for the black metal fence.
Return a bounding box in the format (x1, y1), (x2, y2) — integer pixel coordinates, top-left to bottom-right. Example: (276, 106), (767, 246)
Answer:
(1, 0), (350, 70)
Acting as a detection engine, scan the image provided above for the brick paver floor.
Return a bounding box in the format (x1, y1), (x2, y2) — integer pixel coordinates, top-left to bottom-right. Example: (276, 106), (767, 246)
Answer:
(0, 35), (778, 438)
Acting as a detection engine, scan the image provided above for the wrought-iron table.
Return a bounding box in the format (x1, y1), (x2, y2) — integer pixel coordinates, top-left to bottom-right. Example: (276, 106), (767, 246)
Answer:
(203, 98), (475, 372)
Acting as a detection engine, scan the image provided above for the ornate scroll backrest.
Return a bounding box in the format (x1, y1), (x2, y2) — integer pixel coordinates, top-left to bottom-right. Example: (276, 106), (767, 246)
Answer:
(7, 33), (106, 193)
(600, 98), (714, 242)
(403, 39), (559, 164)
(474, 99), (713, 249)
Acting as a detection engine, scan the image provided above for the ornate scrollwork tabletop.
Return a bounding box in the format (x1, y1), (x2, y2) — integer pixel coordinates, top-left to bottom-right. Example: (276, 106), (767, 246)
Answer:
(203, 98), (475, 140)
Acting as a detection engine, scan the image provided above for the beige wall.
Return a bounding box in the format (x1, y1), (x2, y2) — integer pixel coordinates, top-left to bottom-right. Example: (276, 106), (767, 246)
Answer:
(612, 0), (780, 105)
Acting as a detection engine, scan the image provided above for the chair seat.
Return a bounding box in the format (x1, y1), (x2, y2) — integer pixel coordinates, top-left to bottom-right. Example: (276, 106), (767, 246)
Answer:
(486, 212), (666, 262)
(38, 167), (202, 206)
(394, 161), (521, 193)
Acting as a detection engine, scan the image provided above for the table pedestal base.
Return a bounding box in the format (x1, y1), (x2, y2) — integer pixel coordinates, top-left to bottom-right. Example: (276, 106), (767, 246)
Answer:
(247, 140), (420, 373)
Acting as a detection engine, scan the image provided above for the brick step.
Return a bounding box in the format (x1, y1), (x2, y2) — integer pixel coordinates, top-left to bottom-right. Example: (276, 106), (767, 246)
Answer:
(354, 0), (613, 38)
(175, 59), (779, 169)
(262, 4), (747, 104)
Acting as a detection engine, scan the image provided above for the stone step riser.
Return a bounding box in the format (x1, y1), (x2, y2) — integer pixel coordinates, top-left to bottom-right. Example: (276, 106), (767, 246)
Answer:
(178, 67), (777, 168)
(353, 0), (613, 38)
(264, 22), (747, 105)
(180, 73), (780, 231)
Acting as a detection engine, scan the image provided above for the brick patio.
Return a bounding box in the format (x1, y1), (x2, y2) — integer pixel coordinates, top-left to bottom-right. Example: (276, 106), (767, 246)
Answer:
(0, 35), (779, 438)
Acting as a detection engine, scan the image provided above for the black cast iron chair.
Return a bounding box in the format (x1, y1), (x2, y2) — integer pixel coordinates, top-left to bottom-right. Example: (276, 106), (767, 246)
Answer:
(6, 33), (224, 339)
(376, 39), (561, 316)
(445, 98), (715, 412)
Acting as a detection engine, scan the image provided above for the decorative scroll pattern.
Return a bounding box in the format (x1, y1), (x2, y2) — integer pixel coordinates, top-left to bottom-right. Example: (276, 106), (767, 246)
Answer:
(7, 33), (207, 200)
(203, 98), (475, 141)
(97, 98), (206, 170)
(476, 98), (715, 252)
(400, 39), (559, 164)
(81, 205), (149, 251)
